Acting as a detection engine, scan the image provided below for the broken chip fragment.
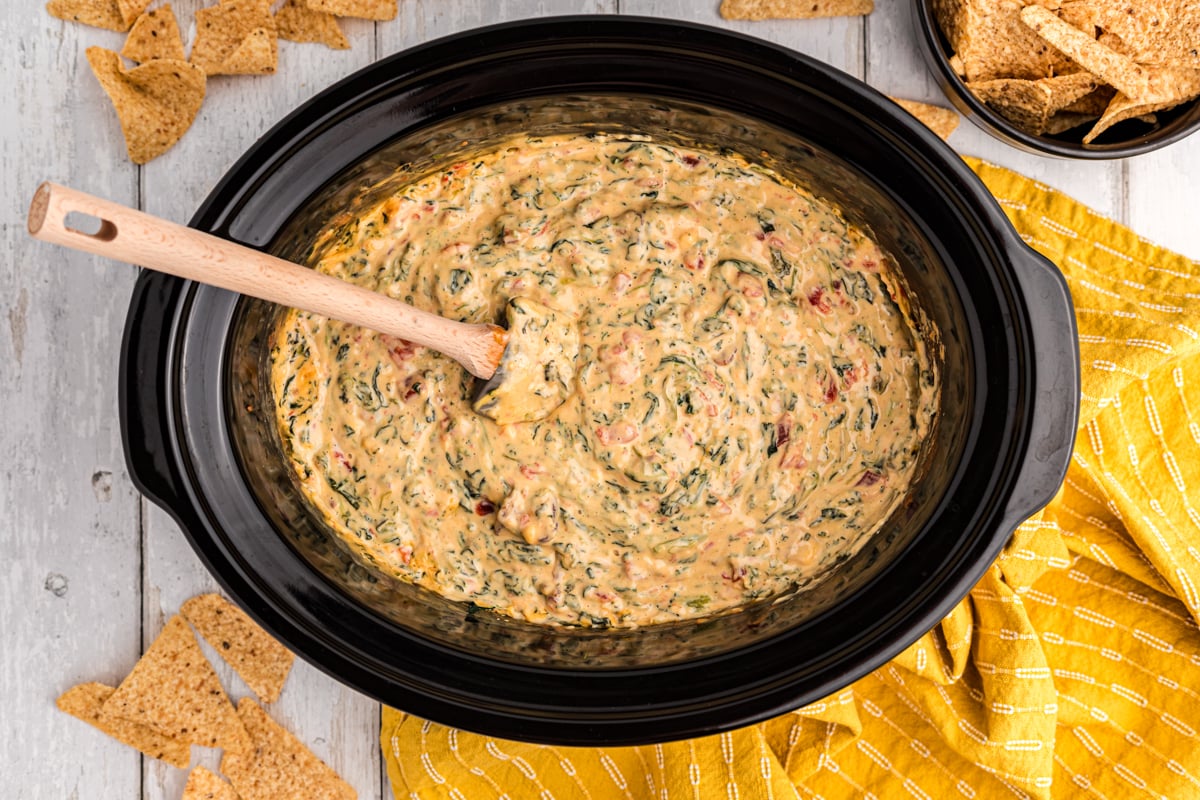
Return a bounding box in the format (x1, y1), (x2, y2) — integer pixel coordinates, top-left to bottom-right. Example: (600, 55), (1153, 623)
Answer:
(719, 0), (874, 19)
(890, 97), (961, 140)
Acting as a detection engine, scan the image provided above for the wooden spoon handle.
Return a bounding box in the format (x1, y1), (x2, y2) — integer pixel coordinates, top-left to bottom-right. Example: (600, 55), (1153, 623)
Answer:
(27, 182), (505, 378)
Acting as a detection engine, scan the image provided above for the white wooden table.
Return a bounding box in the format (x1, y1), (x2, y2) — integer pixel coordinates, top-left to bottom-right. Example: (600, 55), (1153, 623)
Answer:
(3, 2), (1199, 798)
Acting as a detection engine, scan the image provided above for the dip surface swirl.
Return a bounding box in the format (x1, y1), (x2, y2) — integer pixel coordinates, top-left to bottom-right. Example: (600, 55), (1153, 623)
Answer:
(270, 134), (939, 627)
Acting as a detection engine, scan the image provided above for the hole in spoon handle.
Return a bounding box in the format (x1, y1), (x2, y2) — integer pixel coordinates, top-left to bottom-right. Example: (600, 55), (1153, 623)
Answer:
(64, 211), (118, 242)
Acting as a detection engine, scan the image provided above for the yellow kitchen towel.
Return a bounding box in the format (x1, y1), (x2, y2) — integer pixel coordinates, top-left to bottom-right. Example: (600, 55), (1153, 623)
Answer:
(382, 159), (1200, 800)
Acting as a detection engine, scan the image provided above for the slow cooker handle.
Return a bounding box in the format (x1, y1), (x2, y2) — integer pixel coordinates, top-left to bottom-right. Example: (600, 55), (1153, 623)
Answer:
(119, 271), (188, 515)
(1004, 241), (1080, 521)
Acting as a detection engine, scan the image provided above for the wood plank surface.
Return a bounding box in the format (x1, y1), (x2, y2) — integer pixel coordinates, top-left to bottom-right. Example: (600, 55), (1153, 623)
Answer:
(135, 4), (385, 799)
(1127, 138), (1200, 260)
(623, 0), (865, 75)
(387, 0), (617, 52)
(3, 3), (1199, 800)
(1, 8), (143, 800)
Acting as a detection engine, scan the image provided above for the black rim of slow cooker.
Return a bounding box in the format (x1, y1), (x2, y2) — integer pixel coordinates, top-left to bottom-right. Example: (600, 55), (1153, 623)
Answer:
(121, 16), (1059, 744)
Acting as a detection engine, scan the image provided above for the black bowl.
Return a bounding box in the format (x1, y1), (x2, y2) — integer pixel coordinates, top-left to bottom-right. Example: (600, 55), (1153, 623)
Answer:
(912, 0), (1200, 158)
(120, 16), (1079, 745)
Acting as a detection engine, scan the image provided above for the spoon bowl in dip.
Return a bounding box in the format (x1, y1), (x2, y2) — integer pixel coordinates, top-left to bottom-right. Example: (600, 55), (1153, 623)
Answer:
(27, 182), (575, 424)
(474, 296), (580, 425)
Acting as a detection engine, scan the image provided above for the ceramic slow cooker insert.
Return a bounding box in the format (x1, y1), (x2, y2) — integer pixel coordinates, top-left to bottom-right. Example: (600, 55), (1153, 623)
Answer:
(120, 17), (1079, 745)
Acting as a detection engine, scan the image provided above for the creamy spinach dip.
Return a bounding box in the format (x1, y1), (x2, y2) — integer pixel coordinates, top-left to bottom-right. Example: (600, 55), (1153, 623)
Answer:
(270, 134), (939, 627)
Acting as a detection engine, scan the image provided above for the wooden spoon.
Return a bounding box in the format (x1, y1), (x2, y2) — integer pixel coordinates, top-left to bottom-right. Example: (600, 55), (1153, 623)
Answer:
(27, 182), (578, 424)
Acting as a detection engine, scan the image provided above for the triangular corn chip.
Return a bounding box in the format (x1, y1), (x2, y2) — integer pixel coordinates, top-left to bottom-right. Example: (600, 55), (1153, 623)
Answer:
(122, 4), (187, 63)
(890, 97), (961, 140)
(46, 0), (127, 31)
(968, 72), (1099, 134)
(932, 0), (1072, 81)
(1043, 111), (1096, 134)
(220, 27), (278, 75)
(1083, 92), (1188, 143)
(221, 699), (356, 800)
(1082, 0), (1200, 69)
(57, 682), (191, 768)
(719, 0), (873, 19)
(276, 0), (350, 49)
(102, 615), (251, 752)
(117, 0), (151, 28)
(1056, 1), (1096, 34)
(305, 0), (397, 20)
(1021, 5), (1200, 104)
(182, 766), (241, 800)
(1062, 84), (1117, 115)
(85, 47), (206, 164)
(181, 593), (295, 704)
(191, 0), (279, 76)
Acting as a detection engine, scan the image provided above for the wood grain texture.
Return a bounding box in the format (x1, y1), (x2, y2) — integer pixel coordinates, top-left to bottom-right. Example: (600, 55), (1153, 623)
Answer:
(1, 8), (143, 800)
(137, 4), (384, 800)
(383, 0), (616, 53)
(623, 0), (865, 75)
(5, 3), (1200, 800)
(1127, 136), (1200, 260)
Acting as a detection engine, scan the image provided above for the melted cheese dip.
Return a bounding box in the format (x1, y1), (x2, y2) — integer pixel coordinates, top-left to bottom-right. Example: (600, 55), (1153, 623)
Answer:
(270, 134), (939, 627)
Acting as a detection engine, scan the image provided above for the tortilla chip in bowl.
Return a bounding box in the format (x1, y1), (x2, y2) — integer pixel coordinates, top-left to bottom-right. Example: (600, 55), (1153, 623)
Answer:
(913, 0), (1200, 157)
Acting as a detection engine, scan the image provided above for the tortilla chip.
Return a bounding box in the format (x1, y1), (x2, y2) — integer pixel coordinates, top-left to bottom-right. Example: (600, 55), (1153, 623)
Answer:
(183, 766), (240, 800)
(1062, 84), (1116, 115)
(968, 71), (1099, 133)
(1097, 30), (1133, 56)
(1020, 5), (1200, 103)
(86, 47), (206, 164)
(192, 0), (279, 76)
(220, 27), (278, 74)
(122, 4), (187, 63)
(719, 0), (873, 19)
(221, 699), (356, 800)
(57, 682), (191, 768)
(117, 0), (151, 27)
(932, 0), (1072, 81)
(1056, 0), (1096, 33)
(46, 0), (127, 31)
(305, 0), (397, 20)
(1083, 0), (1200, 69)
(890, 98), (961, 140)
(1083, 92), (1182, 143)
(276, 0), (350, 49)
(182, 594), (295, 704)
(102, 615), (251, 752)
(1043, 110), (1096, 134)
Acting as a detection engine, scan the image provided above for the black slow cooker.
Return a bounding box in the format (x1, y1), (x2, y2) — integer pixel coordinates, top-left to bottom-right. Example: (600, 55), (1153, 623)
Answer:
(120, 17), (1079, 745)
